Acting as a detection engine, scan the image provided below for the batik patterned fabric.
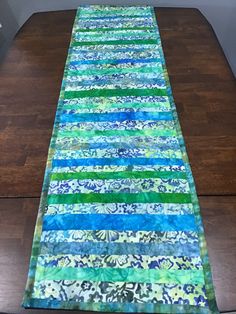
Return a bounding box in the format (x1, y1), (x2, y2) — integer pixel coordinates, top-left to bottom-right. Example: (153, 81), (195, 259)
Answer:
(22, 5), (219, 313)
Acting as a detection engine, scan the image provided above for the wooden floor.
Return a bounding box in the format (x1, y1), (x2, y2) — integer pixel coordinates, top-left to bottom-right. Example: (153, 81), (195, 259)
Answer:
(0, 8), (236, 314)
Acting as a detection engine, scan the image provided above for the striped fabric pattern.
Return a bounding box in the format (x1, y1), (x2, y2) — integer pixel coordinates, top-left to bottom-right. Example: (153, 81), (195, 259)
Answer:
(22, 6), (219, 313)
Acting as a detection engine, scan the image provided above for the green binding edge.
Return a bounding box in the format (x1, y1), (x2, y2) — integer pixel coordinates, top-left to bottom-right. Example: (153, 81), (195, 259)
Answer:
(22, 6), (220, 313)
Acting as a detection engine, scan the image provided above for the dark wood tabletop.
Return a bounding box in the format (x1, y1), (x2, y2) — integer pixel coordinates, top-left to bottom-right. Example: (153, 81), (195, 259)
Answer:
(0, 8), (235, 314)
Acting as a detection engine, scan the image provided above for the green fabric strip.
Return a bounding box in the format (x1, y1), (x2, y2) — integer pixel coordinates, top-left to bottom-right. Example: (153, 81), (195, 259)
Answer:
(64, 88), (167, 99)
(50, 171), (187, 181)
(75, 27), (155, 32)
(71, 39), (157, 46)
(47, 192), (192, 205)
(35, 266), (204, 284)
(57, 129), (175, 138)
(62, 101), (170, 110)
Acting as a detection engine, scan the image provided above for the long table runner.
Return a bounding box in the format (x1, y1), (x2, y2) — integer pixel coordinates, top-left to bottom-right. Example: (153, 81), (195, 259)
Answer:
(23, 5), (219, 313)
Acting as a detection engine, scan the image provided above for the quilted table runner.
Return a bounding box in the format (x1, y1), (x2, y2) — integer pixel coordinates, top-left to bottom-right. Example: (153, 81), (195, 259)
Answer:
(23, 5), (219, 314)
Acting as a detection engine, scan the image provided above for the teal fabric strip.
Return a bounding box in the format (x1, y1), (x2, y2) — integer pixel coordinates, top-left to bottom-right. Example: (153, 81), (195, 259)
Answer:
(66, 65), (163, 76)
(42, 213), (197, 231)
(52, 157), (184, 167)
(59, 111), (172, 123)
(76, 27), (155, 32)
(40, 241), (200, 256)
(57, 129), (176, 138)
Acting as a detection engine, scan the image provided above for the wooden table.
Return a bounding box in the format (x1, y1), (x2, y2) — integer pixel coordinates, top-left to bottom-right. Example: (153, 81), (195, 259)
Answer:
(0, 8), (235, 313)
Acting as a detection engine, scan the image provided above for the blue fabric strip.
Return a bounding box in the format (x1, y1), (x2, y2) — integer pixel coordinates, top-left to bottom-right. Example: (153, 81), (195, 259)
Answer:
(52, 157), (184, 168)
(40, 241), (200, 257)
(59, 112), (173, 123)
(70, 47), (159, 54)
(42, 213), (197, 232)
(69, 58), (161, 65)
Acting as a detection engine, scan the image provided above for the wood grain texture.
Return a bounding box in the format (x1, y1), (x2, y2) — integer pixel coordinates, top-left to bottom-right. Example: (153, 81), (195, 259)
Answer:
(155, 8), (236, 196)
(0, 8), (235, 314)
(200, 196), (236, 312)
(0, 11), (76, 197)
